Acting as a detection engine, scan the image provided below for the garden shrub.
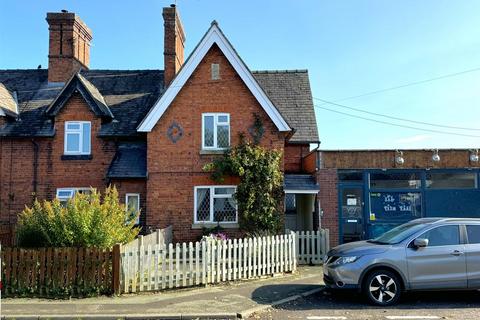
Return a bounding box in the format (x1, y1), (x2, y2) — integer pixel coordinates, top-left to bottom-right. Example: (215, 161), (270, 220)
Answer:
(17, 186), (139, 248)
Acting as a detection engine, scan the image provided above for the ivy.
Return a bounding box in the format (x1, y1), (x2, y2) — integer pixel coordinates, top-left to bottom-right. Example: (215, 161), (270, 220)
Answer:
(203, 134), (283, 234)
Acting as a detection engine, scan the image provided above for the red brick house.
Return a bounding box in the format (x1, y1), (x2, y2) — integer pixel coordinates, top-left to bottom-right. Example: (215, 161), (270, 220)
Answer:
(0, 6), (320, 244)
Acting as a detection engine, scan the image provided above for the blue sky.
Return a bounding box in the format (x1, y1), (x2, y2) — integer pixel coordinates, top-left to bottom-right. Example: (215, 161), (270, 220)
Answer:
(1, 0), (480, 149)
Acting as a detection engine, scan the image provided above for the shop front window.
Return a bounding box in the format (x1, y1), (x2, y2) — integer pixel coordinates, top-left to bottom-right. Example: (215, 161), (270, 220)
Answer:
(369, 192), (422, 221)
(370, 172), (421, 189)
(426, 172), (477, 189)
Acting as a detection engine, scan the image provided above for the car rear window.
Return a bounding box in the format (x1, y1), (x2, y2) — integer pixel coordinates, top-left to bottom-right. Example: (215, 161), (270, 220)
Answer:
(467, 225), (480, 244)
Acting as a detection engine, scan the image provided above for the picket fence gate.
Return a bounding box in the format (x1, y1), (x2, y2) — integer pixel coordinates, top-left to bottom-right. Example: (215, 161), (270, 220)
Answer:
(120, 233), (297, 293)
(295, 229), (330, 265)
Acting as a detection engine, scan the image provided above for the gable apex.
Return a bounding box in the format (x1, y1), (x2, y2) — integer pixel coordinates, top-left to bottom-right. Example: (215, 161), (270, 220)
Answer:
(45, 73), (113, 118)
(137, 23), (291, 132)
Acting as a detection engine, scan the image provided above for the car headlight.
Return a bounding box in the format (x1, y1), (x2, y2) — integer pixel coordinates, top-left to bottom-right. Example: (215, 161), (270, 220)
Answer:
(332, 256), (359, 265)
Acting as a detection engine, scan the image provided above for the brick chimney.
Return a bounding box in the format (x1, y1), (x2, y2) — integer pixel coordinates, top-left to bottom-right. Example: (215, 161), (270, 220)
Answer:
(46, 11), (92, 83)
(163, 5), (186, 87)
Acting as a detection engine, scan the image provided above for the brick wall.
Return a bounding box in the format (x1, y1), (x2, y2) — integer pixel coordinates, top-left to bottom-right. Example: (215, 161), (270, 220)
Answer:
(320, 150), (480, 169)
(0, 93), (150, 242)
(146, 44), (286, 242)
(317, 168), (339, 247)
(284, 144), (310, 173)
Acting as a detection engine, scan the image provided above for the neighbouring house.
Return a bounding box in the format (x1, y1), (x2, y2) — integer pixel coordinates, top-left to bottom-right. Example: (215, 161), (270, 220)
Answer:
(0, 5), (320, 244)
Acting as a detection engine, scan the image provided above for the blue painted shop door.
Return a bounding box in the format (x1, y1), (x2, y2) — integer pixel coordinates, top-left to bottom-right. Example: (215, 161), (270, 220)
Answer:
(339, 185), (365, 243)
(367, 191), (423, 239)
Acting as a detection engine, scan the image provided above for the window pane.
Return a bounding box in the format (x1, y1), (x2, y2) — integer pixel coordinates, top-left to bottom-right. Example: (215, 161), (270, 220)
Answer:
(213, 197), (236, 222)
(218, 115), (228, 123)
(369, 192), (422, 221)
(66, 122), (80, 130)
(217, 124), (229, 148)
(66, 133), (80, 152)
(82, 122), (91, 153)
(127, 195), (139, 211)
(370, 172), (421, 189)
(196, 188), (211, 222)
(467, 225), (480, 244)
(203, 116), (214, 147)
(285, 194), (296, 214)
(338, 170), (364, 182)
(215, 187), (235, 195)
(426, 172), (477, 189)
(420, 225), (460, 246)
(57, 190), (74, 198)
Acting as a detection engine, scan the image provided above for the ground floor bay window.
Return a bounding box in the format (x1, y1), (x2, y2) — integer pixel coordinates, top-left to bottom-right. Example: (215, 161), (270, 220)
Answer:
(194, 186), (237, 227)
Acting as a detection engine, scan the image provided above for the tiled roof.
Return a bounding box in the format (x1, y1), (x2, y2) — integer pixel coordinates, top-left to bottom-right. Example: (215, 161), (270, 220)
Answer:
(107, 142), (147, 179)
(284, 174), (320, 191)
(0, 69), (164, 137)
(253, 70), (319, 143)
(0, 69), (318, 142)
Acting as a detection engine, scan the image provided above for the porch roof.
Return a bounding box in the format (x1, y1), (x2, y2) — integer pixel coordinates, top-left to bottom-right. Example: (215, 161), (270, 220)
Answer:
(284, 174), (319, 194)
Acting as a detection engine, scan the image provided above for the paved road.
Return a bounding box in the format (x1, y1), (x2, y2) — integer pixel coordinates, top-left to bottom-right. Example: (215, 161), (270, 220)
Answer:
(249, 289), (480, 320)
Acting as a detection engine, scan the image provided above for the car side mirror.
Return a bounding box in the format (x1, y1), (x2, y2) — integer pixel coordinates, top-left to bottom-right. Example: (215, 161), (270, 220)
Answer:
(414, 238), (429, 248)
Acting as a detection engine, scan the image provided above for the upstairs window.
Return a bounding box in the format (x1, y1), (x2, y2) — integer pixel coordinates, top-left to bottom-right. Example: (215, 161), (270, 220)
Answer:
(64, 121), (91, 155)
(202, 113), (230, 150)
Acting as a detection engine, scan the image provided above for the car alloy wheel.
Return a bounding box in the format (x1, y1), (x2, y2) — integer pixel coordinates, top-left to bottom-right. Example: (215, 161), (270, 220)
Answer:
(364, 270), (401, 306)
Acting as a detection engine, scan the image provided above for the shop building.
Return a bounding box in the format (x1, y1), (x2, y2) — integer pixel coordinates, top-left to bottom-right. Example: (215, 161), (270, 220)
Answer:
(317, 149), (480, 246)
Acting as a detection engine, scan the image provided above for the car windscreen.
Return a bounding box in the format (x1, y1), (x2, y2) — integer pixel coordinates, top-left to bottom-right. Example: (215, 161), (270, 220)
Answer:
(369, 222), (426, 244)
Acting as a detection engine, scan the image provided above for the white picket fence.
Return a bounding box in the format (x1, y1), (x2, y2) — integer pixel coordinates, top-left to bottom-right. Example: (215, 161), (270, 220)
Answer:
(120, 232), (297, 293)
(295, 229), (330, 265)
(123, 225), (173, 251)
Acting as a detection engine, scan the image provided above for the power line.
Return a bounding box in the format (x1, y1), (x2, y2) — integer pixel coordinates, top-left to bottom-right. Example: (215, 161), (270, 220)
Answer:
(315, 66), (480, 105)
(314, 104), (480, 138)
(314, 97), (480, 131)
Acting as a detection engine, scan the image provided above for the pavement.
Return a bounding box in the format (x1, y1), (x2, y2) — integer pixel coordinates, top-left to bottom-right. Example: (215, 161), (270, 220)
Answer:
(250, 286), (480, 320)
(1, 266), (325, 320)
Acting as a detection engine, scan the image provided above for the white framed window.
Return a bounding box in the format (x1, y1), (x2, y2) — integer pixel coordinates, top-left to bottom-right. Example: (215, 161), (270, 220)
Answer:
(64, 121), (91, 155)
(126, 193), (140, 225)
(56, 188), (91, 205)
(202, 113), (230, 150)
(194, 186), (237, 223)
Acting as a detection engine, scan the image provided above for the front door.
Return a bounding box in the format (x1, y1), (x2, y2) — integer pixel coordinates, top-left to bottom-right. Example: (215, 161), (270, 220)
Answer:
(339, 186), (364, 243)
(406, 225), (467, 289)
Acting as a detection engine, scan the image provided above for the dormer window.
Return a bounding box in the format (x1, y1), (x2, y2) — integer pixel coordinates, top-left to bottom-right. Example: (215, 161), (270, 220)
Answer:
(202, 113), (230, 150)
(64, 121), (91, 155)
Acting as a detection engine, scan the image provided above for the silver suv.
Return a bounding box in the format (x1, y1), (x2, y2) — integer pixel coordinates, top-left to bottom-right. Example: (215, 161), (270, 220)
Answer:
(323, 218), (480, 306)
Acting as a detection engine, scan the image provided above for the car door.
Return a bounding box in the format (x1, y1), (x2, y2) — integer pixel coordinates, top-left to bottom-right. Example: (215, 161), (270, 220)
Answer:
(465, 224), (480, 288)
(406, 225), (467, 290)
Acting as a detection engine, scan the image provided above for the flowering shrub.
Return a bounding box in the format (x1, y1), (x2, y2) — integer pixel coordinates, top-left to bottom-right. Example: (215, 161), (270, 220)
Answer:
(202, 232), (229, 242)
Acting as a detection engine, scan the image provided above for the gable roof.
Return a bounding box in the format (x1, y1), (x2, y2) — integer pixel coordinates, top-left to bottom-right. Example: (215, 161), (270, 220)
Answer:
(46, 73), (113, 118)
(253, 70), (319, 143)
(138, 22), (291, 133)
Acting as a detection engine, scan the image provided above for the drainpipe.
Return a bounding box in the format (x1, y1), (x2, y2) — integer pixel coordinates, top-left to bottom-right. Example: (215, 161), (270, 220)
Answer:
(31, 139), (39, 200)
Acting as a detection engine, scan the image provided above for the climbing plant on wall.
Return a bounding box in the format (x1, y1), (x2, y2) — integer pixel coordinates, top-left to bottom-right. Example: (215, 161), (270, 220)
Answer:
(203, 131), (283, 234)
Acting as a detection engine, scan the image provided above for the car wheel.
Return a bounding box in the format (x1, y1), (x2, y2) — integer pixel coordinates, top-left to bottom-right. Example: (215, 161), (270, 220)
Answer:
(363, 270), (401, 306)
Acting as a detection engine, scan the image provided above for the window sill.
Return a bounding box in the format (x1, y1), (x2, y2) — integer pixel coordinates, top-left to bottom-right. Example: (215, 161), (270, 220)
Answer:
(61, 154), (93, 161)
(192, 223), (239, 229)
(199, 149), (229, 155)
